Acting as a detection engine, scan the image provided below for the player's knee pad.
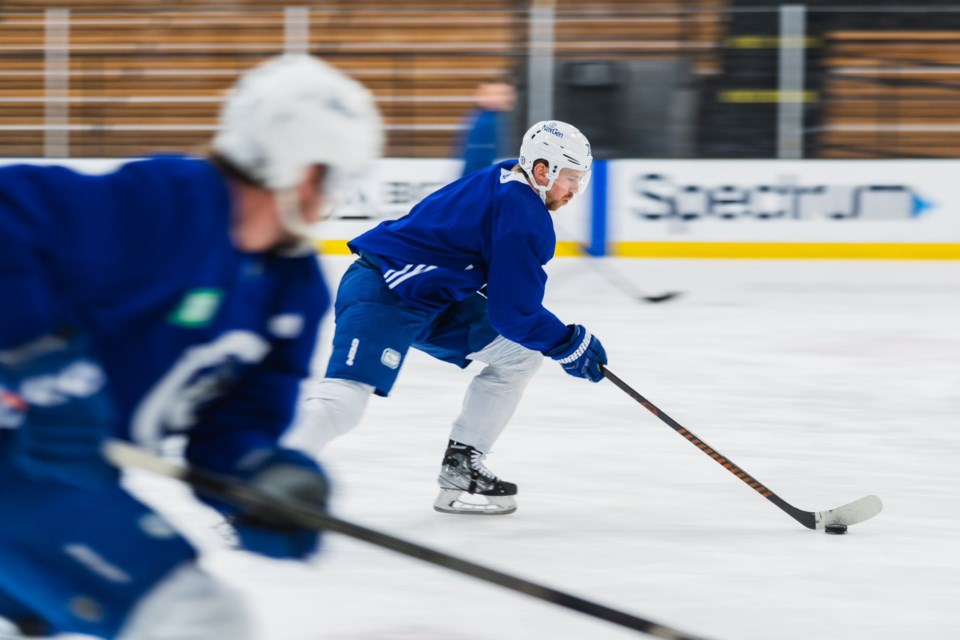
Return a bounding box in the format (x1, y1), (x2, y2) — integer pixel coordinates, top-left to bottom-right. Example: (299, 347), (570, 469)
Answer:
(283, 378), (374, 451)
(119, 562), (253, 640)
(470, 337), (543, 383)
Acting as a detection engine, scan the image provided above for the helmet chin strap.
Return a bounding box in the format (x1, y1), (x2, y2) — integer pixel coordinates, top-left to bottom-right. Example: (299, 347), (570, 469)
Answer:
(529, 172), (557, 205)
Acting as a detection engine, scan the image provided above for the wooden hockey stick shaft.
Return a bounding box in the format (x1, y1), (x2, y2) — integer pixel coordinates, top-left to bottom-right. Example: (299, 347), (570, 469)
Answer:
(601, 366), (882, 530)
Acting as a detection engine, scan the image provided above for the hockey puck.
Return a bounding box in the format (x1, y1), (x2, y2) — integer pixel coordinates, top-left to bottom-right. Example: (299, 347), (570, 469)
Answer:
(825, 524), (848, 535)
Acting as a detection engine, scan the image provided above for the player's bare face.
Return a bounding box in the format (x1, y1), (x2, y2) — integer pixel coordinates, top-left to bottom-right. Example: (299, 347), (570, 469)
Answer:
(231, 166), (328, 252)
(544, 168), (583, 211)
(296, 165), (329, 230)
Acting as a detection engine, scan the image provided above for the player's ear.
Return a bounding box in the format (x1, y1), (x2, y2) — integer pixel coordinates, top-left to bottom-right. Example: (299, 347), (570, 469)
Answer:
(532, 160), (549, 186)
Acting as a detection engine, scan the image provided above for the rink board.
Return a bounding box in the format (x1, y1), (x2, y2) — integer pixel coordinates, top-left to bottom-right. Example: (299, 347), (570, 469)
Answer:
(604, 159), (960, 260)
(3, 157), (958, 259)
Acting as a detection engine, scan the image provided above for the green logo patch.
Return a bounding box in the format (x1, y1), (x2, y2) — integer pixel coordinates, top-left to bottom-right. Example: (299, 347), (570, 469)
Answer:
(168, 289), (223, 328)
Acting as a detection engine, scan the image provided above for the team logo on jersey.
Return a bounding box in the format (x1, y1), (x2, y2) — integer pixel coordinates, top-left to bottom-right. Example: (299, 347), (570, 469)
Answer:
(131, 331), (271, 445)
(380, 348), (401, 369)
(168, 289), (223, 328)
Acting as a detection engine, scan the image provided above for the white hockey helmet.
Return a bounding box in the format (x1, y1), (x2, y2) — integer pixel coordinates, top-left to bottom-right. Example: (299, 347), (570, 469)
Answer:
(518, 120), (592, 202)
(213, 54), (383, 234)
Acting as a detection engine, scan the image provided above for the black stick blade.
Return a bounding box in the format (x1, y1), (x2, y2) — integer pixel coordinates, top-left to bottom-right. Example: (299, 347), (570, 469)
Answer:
(641, 291), (683, 303)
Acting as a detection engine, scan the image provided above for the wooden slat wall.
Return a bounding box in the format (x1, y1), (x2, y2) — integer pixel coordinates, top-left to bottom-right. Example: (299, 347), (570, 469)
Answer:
(0, 2), (728, 158)
(0, 8), (519, 157)
(819, 30), (960, 158)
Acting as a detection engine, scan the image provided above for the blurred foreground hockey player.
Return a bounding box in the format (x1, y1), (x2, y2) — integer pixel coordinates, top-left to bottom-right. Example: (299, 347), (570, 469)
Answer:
(0, 55), (381, 639)
(286, 120), (607, 516)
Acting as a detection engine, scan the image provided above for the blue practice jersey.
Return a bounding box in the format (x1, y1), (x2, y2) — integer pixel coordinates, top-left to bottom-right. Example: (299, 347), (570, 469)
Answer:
(0, 157), (328, 474)
(349, 160), (569, 352)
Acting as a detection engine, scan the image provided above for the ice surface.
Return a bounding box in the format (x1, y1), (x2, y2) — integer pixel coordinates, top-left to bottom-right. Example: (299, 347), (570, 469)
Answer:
(127, 256), (960, 640)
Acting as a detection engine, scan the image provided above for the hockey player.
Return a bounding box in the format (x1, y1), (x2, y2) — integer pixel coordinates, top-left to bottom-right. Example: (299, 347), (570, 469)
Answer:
(0, 54), (382, 639)
(285, 120), (607, 516)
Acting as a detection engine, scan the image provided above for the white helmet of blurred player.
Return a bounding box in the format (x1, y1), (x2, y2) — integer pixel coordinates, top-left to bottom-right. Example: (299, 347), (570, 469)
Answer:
(518, 120), (592, 204)
(213, 54), (383, 238)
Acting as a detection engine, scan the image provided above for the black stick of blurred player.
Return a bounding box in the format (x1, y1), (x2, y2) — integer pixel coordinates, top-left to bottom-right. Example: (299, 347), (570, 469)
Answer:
(601, 366), (882, 533)
(553, 217), (681, 304)
(576, 247), (682, 303)
(103, 440), (711, 640)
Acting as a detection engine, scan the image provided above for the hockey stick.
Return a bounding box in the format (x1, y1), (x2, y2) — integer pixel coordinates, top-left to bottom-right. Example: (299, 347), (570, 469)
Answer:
(577, 250), (682, 304)
(600, 367), (883, 531)
(553, 218), (681, 304)
(102, 440), (710, 640)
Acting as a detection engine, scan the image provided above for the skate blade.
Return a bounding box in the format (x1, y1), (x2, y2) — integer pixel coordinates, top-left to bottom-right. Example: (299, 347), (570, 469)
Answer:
(433, 488), (517, 516)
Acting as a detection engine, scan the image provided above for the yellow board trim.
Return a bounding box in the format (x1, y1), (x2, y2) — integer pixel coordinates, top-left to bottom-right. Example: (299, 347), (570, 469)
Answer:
(555, 241), (586, 257)
(315, 239), (352, 255)
(317, 240), (960, 260)
(612, 242), (960, 260)
(318, 239), (591, 257)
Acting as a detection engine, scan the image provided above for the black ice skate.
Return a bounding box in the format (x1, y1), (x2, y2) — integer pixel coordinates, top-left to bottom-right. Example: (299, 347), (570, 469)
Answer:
(434, 440), (517, 515)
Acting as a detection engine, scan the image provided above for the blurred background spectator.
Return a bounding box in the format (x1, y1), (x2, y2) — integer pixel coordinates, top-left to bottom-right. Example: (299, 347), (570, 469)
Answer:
(456, 78), (517, 176)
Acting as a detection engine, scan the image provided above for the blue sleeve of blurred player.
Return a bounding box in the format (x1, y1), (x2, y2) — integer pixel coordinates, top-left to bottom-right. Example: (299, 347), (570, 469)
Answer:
(0, 165), (118, 487)
(0, 334), (118, 488)
(179, 256), (331, 561)
(183, 256), (328, 476)
(0, 165), (75, 350)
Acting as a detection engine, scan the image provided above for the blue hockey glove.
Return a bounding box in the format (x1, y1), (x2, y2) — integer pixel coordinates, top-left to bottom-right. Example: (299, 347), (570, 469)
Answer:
(0, 333), (117, 487)
(546, 324), (607, 383)
(231, 448), (329, 560)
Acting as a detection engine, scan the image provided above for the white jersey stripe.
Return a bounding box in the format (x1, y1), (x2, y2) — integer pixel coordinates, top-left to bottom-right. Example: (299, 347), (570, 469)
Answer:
(387, 264), (438, 289)
(383, 263), (414, 284)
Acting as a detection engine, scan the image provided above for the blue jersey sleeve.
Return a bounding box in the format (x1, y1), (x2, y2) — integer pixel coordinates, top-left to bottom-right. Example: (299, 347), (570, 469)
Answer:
(184, 255), (328, 475)
(0, 165), (81, 348)
(0, 333), (118, 487)
(485, 185), (571, 352)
